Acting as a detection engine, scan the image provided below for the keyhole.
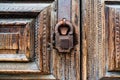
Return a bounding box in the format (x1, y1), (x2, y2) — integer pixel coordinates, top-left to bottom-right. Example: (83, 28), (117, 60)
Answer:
(58, 24), (70, 35)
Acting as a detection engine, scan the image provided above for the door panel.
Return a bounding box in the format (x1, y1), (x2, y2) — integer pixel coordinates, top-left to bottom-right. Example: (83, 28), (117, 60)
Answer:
(0, 0), (80, 80)
(0, 3), (50, 74)
(82, 0), (120, 80)
(105, 5), (120, 71)
(0, 1), (52, 79)
(0, 19), (34, 61)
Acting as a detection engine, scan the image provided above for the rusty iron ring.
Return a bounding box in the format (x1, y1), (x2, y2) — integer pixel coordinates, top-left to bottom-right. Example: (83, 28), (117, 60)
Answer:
(55, 19), (73, 35)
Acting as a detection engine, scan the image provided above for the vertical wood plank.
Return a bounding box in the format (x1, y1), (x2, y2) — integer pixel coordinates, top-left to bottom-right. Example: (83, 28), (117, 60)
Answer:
(108, 7), (116, 71)
(37, 6), (51, 73)
(72, 0), (80, 80)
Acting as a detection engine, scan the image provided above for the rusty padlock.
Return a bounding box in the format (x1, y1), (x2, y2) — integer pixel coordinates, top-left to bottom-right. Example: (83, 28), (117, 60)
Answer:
(54, 19), (74, 53)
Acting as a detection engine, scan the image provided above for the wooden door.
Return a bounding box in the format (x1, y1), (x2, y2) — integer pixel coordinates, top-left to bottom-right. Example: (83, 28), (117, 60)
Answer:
(82, 0), (120, 80)
(0, 0), (80, 80)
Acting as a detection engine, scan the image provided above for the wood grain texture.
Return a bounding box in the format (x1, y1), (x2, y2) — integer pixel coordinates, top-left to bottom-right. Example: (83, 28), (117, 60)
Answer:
(82, 0), (105, 80)
(0, 4), (44, 74)
(0, 0), (80, 80)
(105, 6), (120, 71)
(37, 6), (51, 73)
(0, 33), (19, 49)
(0, 3), (50, 12)
(82, 0), (120, 80)
(0, 19), (34, 61)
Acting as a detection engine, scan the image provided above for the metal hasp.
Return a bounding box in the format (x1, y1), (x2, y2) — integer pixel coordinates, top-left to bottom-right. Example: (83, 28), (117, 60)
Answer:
(57, 0), (71, 21)
(55, 19), (73, 53)
(54, 0), (73, 53)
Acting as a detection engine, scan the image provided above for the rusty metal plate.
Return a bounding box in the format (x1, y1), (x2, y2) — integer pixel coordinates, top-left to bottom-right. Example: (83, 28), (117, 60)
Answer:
(57, 0), (71, 21)
(60, 39), (69, 49)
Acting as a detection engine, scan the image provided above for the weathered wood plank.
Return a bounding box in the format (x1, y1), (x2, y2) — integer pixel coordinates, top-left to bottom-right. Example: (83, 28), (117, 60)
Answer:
(82, 0), (120, 80)
(0, 3), (50, 12)
(37, 6), (51, 73)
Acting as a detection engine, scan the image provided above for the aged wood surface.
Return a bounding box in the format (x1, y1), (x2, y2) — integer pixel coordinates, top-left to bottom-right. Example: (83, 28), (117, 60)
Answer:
(0, 3), (50, 12)
(0, 19), (35, 61)
(105, 6), (120, 71)
(37, 6), (51, 73)
(0, 2), (51, 75)
(0, 0), (80, 80)
(82, 0), (120, 80)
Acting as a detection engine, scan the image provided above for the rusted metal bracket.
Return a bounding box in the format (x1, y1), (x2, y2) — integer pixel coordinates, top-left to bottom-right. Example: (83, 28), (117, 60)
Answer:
(54, 18), (73, 53)
(53, 0), (73, 53)
(57, 0), (71, 21)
